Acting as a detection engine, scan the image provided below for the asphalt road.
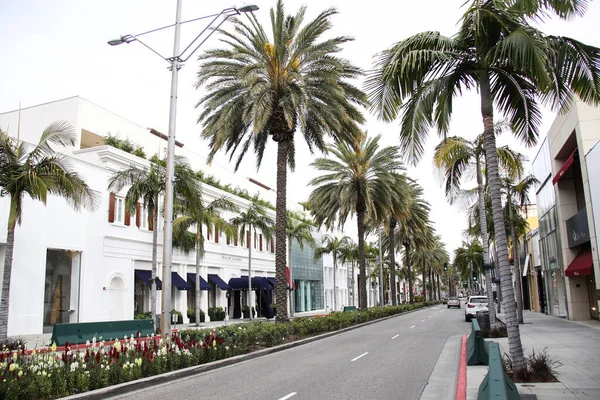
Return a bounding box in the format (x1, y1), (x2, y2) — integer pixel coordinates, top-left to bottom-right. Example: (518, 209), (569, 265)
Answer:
(112, 304), (470, 400)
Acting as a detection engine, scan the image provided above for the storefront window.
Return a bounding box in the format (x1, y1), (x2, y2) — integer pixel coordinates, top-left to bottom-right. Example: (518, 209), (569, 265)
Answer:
(539, 213), (568, 317)
(43, 249), (81, 329)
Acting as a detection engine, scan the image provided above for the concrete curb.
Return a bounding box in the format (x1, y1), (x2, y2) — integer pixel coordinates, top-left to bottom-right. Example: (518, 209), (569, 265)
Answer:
(456, 334), (468, 400)
(65, 305), (439, 399)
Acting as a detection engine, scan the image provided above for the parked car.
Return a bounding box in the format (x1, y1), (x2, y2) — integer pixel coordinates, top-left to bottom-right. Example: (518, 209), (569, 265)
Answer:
(465, 295), (488, 322)
(447, 297), (460, 308)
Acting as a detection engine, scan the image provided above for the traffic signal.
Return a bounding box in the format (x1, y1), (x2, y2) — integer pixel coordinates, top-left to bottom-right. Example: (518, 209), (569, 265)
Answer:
(443, 263), (448, 271)
(472, 272), (478, 281)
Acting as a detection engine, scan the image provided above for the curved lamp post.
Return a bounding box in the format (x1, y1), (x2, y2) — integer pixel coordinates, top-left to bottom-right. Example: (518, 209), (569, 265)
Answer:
(109, 1), (258, 336)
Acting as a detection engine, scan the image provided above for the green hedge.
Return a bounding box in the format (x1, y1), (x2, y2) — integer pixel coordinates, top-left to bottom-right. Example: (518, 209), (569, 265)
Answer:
(1, 301), (438, 399)
(180, 301), (440, 354)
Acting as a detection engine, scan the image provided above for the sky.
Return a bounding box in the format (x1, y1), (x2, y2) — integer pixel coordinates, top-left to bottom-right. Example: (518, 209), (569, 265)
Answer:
(1, 0), (600, 257)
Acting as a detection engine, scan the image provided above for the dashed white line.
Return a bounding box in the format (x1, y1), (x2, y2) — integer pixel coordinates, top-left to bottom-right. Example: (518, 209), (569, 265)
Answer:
(429, 315), (433, 318)
(392, 334), (399, 340)
(351, 352), (369, 362)
(410, 325), (416, 329)
(279, 393), (297, 400)
(422, 319), (426, 322)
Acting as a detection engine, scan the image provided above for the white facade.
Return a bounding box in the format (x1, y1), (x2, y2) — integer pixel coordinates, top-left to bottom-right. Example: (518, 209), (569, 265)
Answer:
(0, 97), (327, 336)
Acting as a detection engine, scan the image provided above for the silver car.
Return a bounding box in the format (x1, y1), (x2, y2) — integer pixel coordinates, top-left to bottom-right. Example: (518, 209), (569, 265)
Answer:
(447, 297), (461, 308)
(465, 296), (488, 322)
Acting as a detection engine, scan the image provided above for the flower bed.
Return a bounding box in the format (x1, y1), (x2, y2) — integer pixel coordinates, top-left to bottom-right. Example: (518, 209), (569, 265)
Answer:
(0, 301), (438, 399)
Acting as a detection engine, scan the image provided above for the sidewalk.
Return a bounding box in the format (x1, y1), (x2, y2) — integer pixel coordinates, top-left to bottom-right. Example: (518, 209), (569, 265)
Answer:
(465, 311), (600, 399)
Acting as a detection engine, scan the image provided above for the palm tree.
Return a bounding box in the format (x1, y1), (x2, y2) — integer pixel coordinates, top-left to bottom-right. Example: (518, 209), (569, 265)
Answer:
(173, 196), (237, 326)
(286, 211), (315, 317)
(0, 122), (98, 339)
(396, 183), (431, 304)
(108, 155), (199, 328)
(314, 235), (351, 311)
(504, 174), (538, 323)
(433, 131), (522, 327)
(230, 203), (273, 321)
(339, 239), (359, 306)
(309, 134), (403, 310)
(196, 0), (366, 322)
(454, 240), (484, 297)
(366, 0), (600, 369)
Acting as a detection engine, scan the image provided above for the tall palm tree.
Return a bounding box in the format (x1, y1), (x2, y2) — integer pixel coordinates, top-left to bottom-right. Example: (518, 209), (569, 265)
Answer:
(366, 0), (600, 369)
(0, 123), (98, 339)
(108, 155), (199, 328)
(396, 183), (431, 304)
(309, 134), (403, 310)
(434, 132), (522, 327)
(314, 234), (351, 311)
(173, 196), (238, 326)
(230, 203), (273, 321)
(454, 240), (484, 297)
(339, 239), (359, 306)
(504, 174), (538, 323)
(196, 0), (366, 322)
(286, 211), (315, 316)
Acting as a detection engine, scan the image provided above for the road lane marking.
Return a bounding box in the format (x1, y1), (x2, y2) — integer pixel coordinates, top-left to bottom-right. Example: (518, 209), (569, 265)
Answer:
(410, 325), (415, 329)
(422, 319), (426, 322)
(279, 393), (297, 400)
(351, 352), (369, 362)
(392, 334), (399, 340)
(429, 315), (433, 318)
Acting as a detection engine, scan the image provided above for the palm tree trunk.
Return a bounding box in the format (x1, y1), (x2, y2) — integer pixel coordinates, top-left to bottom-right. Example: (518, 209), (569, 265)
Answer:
(389, 220), (398, 306)
(509, 201), (524, 324)
(333, 254), (337, 311)
(275, 140), (290, 322)
(151, 196), (159, 331)
(288, 239), (294, 317)
(195, 226), (201, 327)
(476, 154), (497, 329)
(422, 265), (427, 301)
(351, 260), (355, 306)
(436, 273), (441, 301)
(405, 242), (413, 304)
(480, 71), (524, 370)
(248, 240), (253, 321)
(0, 202), (17, 340)
(357, 201), (368, 310)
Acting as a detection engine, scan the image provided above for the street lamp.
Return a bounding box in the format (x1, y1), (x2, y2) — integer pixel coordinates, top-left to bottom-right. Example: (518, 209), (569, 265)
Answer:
(109, 1), (258, 336)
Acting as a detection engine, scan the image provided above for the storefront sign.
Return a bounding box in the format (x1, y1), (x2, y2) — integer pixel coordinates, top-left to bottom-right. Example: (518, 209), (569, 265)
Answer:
(566, 208), (590, 248)
(222, 255), (243, 263)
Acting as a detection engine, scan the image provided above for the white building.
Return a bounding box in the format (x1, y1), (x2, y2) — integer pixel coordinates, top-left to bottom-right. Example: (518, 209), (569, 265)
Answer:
(0, 96), (334, 336)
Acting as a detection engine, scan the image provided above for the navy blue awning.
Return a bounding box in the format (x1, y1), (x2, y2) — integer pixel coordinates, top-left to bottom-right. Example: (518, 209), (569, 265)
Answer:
(172, 272), (192, 290)
(267, 277), (276, 287)
(135, 270), (162, 290)
(228, 276), (272, 291)
(208, 274), (232, 290)
(187, 273), (212, 290)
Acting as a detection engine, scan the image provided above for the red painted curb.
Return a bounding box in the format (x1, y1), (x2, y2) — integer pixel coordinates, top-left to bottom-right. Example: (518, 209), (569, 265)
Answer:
(456, 334), (467, 400)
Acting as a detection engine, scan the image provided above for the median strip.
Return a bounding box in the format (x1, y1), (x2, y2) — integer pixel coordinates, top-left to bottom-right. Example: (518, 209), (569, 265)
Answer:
(351, 352), (369, 362)
(278, 392), (297, 400)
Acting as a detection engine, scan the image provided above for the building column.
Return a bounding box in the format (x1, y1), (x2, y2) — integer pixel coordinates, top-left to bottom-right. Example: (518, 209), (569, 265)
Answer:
(306, 281), (312, 311)
(299, 281), (306, 312)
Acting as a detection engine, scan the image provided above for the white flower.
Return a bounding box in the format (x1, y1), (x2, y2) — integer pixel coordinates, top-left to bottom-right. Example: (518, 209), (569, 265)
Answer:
(86, 340), (90, 346)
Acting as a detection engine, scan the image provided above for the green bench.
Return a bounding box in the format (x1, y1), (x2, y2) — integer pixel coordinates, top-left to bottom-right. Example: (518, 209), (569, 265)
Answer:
(50, 319), (155, 346)
(343, 306), (357, 312)
(467, 318), (489, 365)
(478, 342), (520, 400)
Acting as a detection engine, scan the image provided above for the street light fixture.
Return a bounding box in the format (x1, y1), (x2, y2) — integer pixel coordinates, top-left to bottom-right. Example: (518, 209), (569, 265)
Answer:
(109, 1), (258, 336)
